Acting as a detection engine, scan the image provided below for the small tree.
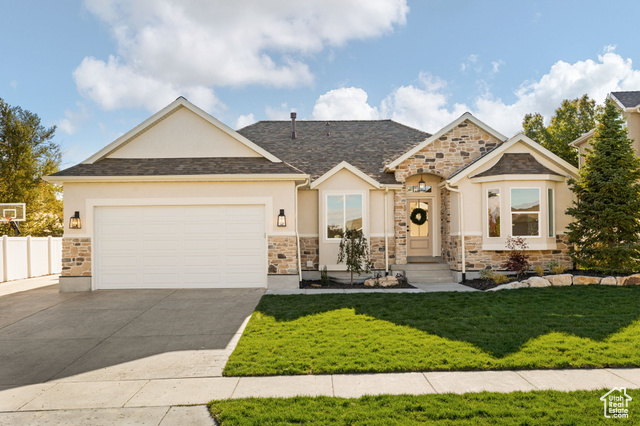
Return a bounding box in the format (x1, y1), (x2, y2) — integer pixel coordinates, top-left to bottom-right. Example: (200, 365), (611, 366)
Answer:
(566, 98), (640, 273)
(337, 229), (371, 285)
(503, 236), (530, 279)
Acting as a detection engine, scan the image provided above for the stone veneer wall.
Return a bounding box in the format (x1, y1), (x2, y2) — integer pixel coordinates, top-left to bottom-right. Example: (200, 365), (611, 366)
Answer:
(61, 237), (92, 276)
(393, 119), (503, 265)
(300, 237), (319, 271)
(268, 236), (298, 274)
(370, 236), (396, 270)
(443, 234), (572, 271)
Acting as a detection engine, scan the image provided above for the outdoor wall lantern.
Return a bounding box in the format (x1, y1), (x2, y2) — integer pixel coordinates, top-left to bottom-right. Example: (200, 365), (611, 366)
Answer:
(418, 174), (427, 192)
(69, 211), (82, 229)
(277, 209), (286, 227)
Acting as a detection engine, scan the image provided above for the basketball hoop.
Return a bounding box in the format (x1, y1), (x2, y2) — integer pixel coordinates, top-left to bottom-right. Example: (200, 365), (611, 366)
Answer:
(0, 216), (13, 223)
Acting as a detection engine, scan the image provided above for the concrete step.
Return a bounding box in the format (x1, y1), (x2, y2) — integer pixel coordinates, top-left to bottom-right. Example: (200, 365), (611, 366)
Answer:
(404, 271), (453, 280)
(407, 256), (442, 263)
(407, 275), (455, 284)
(391, 263), (451, 272)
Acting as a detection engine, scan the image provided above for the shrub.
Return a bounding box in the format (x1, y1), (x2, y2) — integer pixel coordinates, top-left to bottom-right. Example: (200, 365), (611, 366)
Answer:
(546, 260), (568, 275)
(533, 265), (545, 276)
(503, 236), (531, 279)
(320, 266), (329, 286)
(479, 268), (509, 284)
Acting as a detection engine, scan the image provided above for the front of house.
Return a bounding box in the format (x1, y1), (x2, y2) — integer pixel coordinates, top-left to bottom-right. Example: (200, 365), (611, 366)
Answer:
(47, 97), (578, 291)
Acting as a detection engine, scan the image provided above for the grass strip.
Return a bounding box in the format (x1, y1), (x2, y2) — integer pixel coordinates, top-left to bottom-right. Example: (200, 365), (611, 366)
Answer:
(209, 389), (639, 425)
(224, 286), (640, 376)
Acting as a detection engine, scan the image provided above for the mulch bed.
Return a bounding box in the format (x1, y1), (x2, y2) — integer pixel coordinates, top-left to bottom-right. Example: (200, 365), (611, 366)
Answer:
(300, 279), (416, 290)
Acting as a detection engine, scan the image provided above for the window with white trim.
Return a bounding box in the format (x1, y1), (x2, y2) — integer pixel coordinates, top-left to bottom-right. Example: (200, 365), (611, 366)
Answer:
(487, 189), (501, 238)
(326, 194), (363, 239)
(511, 188), (540, 237)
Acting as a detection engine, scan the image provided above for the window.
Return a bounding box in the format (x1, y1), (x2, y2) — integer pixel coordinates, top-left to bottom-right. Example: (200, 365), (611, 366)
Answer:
(326, 194), (363, 239)
(487, 189), (500, 237)
(548, 188), (554, 238)
(511, 188), (540, 237)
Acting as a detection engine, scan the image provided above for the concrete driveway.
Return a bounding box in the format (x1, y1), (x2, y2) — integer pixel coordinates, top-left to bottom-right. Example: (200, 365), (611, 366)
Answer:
(0, 281), (264, 389)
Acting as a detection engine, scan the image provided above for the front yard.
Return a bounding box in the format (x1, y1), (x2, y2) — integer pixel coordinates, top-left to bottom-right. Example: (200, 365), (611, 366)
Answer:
(224, 286), (640, 376)
(209, 389), (639, 425)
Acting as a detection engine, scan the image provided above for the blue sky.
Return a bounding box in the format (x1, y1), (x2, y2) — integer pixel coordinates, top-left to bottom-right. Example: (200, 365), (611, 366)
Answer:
(2, 0), (640, 169)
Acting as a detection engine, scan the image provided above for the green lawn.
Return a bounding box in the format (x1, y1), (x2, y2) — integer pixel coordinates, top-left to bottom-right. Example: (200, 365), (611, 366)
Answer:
(209, 389), (639, 425)
(224, 286), (640, 376)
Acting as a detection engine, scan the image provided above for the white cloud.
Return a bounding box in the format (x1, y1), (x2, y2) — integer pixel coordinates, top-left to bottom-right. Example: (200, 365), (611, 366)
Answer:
(491, 60), (505, 75)
(311, 87), (380, 120)
(57, 102), (90, 135)
(235, 113), (256, 129)
(310, 51), (640, 137)
(460, 54), (479, 72)
(76, 0), (408, 111)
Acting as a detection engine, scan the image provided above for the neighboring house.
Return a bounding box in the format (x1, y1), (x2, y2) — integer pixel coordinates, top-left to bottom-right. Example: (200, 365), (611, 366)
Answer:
(47, 97), (578, 292)
(571, 91), (640, 166)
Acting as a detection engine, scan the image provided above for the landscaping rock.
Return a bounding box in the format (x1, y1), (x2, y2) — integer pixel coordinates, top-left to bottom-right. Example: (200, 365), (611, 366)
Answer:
(364, 276), (399, 287)
(600, 276), (617, 286)
(546, 274), (572, 286)
(524, 277), (551, 288)
(622, 274), (640, 286)
(572, 275), (601, 285)
(511, 281), (530, 289)
(488, 283), (513, 291)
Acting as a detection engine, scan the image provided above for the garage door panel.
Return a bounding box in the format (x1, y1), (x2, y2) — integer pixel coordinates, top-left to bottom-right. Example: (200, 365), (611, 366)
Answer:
(96, 205), (267, 289)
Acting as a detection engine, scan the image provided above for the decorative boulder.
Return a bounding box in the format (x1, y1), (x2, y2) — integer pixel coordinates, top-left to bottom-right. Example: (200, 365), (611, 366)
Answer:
(622, 274), (640, 286)
(488, 282), (514, 291)
(364, 276), (399, 287)
(511, 281), (530, 289)
(546, 274), (572, 286)
(600, 276), (618, 286)
(572, 275), (601, 285)
(523, 277), (551, 288)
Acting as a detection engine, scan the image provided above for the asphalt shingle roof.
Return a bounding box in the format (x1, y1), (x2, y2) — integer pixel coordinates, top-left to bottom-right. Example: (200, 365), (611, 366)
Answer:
(471, 153), (561, 178)
(237, 120), (430, 184)
(611, 91), (640, 108)
(51, 157), (304, 177)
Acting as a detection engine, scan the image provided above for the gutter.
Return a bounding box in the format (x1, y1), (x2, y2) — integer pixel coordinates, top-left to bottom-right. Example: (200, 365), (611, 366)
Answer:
(294, 178), (309, 282)
(384, 186), (389, 274)
(444, 182), (466, 282)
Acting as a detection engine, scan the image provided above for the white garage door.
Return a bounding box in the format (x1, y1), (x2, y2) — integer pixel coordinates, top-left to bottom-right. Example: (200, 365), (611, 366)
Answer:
(94, 205), (266, 289)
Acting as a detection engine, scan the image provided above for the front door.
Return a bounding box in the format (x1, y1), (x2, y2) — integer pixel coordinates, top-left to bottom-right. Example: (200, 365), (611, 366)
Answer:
(407, 199), (432, 257)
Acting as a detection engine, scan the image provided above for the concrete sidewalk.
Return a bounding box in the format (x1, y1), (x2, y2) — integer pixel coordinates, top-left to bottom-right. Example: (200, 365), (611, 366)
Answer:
(2, 368), (640, 424)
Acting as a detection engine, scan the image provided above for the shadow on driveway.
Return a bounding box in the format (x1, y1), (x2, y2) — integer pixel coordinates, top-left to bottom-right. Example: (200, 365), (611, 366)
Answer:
(0, 285), (264, 389)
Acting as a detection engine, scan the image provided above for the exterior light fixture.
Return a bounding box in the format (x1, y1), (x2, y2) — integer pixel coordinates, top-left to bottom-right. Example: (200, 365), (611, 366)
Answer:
(69, 211), (82, 229)
(418, 174), (427, 192)
(277, 209), (286, 227)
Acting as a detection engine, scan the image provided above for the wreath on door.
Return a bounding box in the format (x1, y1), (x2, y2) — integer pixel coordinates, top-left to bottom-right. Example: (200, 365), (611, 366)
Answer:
(410, 207), (428, 226)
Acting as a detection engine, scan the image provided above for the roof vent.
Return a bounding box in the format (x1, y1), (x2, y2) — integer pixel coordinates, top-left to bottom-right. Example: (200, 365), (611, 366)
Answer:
(326, 121), (330, 136)
(291, 112), (297, 140)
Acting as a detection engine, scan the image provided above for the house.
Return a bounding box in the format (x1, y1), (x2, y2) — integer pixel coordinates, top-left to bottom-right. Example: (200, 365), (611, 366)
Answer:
(571, 91), (640, 166)
(46, 97), (578, 292)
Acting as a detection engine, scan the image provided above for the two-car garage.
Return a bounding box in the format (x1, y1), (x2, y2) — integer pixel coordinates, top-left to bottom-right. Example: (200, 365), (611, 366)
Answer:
(93, 205), (267, 289)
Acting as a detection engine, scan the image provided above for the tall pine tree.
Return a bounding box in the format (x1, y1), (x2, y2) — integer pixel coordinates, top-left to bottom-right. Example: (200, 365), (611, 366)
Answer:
(566, 97), (640, 272)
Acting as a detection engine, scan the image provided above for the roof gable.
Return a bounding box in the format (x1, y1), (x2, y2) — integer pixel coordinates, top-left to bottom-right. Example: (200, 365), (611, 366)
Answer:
(448, 133), (578, 184)
(310, 161), (380, 189)
(385, 112), (507, 171)
(84, 97), (281, 164)
(610, 91), (640, 109)
(471, 153), (561, 178)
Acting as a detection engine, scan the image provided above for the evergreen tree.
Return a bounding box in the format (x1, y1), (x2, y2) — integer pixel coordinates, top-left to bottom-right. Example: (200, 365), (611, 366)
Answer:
(0, 98), (62, 236)
(523, 94), (598, 167)
(566, 98), (640, 272)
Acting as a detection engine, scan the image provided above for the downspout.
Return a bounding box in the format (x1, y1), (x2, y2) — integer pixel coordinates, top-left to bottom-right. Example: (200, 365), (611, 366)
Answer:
(295, 178), (309, 282)
(384, 186), (389, 275)
(444, 182), (466, 282)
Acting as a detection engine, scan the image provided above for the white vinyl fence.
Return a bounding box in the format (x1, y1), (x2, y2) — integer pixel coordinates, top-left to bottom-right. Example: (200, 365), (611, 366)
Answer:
(1, 236), (62, 282)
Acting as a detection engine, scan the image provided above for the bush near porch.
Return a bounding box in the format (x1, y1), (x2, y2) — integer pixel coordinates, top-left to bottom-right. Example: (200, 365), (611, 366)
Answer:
(224, 286), (640, 376)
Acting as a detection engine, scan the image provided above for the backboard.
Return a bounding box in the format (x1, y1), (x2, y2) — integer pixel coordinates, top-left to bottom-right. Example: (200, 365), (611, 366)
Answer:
(0, 203), (26, 221)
